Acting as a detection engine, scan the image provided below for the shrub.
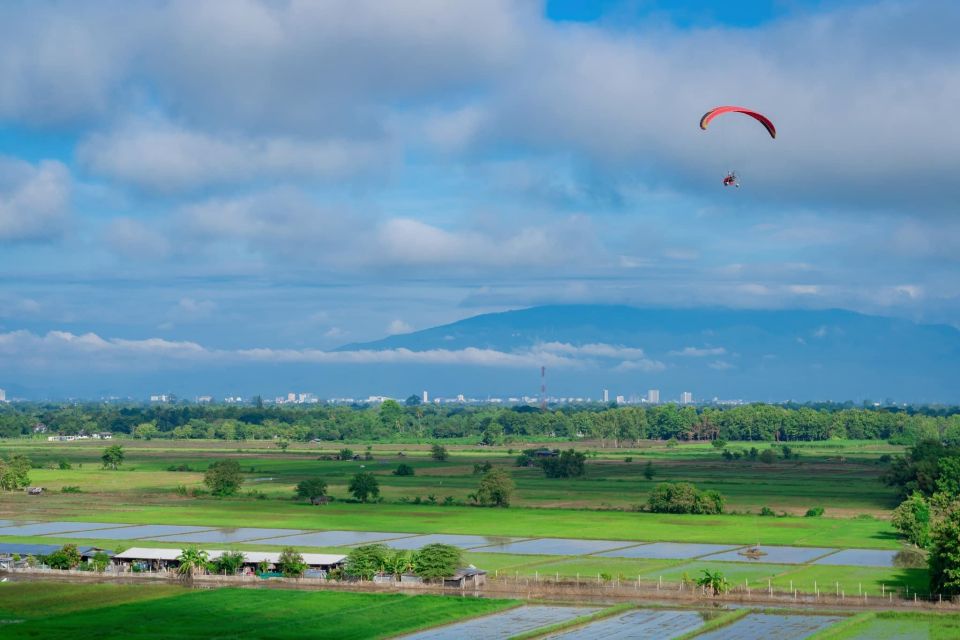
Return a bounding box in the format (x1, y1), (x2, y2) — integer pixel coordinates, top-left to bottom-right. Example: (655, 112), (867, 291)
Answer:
(540, 449), (586, 479)
(295, 478), (328, 504)
(624, 457), (633, 463)
(430, 444), (449, 461)
(393, 463), (415, 476)
(760, 506), (776, 516)
(759, 449), (776, 464)
(60, 485), (82, 493)
(338, 448), (354, 461)
(643, 461), (655, 480)
(57, 459), (72, 470)
(805, 506), (825, 518)
(646, 482), (725, 515)
(515, 453), (533, 467)
(892, 492), (930, 547)
(473, 461), (492, 474)
(712, 439), (728, 449)
(722, 450), (734, 461)
(45, 544), (82, 570)
(666, 438), (679, 448)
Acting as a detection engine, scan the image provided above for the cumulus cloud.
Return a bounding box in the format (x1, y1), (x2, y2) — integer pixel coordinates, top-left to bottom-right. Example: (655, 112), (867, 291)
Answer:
(386, 319), (413, 335)
(0, 157), (70, 241)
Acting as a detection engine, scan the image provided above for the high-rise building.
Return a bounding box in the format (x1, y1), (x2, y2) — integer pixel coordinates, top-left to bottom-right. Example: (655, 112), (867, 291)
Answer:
(615, 395), (625, 405)
(681, 391), (693, 405)
(647, 389), (660, 404)
(0, 388), (6, 403)
(602, 389), (609, 403)
(422, 390), (429, 404)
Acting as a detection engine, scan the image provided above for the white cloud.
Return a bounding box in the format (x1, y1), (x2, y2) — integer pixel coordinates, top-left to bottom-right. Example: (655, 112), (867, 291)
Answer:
(0, 157), (70, 241)
(104, 217), (170, 260)
(669, 346), (727, 357)
(708, 360), (735, 371)
(386, 319), (413, 335)
(0, 329), (666, 373)
(78, 119), (393, 193)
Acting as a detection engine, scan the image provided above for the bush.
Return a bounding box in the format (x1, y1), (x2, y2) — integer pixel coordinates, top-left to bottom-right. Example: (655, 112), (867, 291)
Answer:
(60, 485), (82, 493)
(430, 444), (449, 461)
(760, 506), (776, 516)
(892, 492), (930, 547)
(712, 439), (728, 449)
(759, 449), (776, 464)
(295, 478), (328, 504)
(805, 506), (825, 517)
(666, 438), (679, 448)
(646, 482), (725, 515)
(721, 450), (734, 461)
(393, 463), (415, 476)
(473, 461), (492, 474)
(540, 449), (586, 479)
(643, 461), (655, 480)
(624, 457), (632, 463)
(45, 544), (82, 570)
(57, 459), (72, 470)
(515, 453), (533, 467)
(338, 448), (354, 461)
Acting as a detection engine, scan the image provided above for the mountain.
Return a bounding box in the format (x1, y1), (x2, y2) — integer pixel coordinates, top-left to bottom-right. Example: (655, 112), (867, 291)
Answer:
(339, 305), (960, 403)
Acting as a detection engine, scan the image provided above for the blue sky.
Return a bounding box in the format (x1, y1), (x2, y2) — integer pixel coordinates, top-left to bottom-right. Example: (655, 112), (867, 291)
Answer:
(0, 0), (957, 399)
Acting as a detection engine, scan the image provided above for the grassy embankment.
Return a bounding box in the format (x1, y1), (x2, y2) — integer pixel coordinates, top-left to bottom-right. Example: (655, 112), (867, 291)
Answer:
(0, 583), (517, 639)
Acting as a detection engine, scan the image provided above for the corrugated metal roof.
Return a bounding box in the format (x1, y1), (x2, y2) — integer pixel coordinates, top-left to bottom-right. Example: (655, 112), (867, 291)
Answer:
(0, 543), (60, 556)
(113, 547), (345, 566)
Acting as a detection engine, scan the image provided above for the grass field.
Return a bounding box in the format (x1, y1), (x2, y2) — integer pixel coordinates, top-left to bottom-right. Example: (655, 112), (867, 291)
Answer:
(0, 436), (918, 598)
(811, 611), (960, 639)
(0, 583), (517, 639)
(0, 438), (902, 515)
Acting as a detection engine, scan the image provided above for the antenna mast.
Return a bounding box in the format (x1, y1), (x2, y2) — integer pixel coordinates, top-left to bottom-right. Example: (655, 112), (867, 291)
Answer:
(540, 366), (547, 410)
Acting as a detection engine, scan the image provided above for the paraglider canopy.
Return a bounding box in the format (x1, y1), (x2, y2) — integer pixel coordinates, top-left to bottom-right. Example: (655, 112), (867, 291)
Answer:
(700, 106), (776, 139)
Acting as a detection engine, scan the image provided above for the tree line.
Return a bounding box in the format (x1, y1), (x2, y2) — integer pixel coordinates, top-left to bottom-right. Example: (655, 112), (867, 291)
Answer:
(3, 400), (960, 445)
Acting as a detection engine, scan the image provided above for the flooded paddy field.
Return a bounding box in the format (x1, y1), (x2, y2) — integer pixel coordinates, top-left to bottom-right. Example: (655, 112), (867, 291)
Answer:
(399, 605), (601, 640)
(544, 608), (706, 639)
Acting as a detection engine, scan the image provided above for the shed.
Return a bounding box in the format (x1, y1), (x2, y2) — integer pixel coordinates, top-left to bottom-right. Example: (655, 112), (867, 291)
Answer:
(443, 567), (487, 589)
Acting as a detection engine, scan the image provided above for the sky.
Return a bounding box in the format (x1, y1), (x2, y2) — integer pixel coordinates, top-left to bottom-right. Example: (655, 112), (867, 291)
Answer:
(0, 0), (958, 399)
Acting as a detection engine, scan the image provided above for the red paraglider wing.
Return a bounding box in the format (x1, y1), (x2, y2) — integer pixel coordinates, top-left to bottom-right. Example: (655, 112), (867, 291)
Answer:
(700, 106), (776, 139)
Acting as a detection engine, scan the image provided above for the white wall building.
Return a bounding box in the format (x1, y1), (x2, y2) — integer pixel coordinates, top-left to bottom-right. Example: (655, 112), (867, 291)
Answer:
(647, 389), (660, 404)
(681, 391), (693, 405)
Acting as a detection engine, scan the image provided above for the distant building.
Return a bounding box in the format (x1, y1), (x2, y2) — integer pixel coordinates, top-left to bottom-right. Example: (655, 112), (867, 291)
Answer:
(647, 389), (660, 404)
(615, 395), (625, 404)
(150, 394), (169, 403)
(456, 393), (465, 403)
(422, 390), (429, 404)
(0, 388), (6, 402)
(681, 391), (693, 405)
(197, 396), (213, 404)
(602, 389), (609, 403)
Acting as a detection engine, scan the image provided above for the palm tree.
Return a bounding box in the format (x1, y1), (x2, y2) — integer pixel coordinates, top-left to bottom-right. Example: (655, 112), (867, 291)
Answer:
(384, 550), (412, 580)
(176, 547), (209, 580)
(696, 569), (729, 596)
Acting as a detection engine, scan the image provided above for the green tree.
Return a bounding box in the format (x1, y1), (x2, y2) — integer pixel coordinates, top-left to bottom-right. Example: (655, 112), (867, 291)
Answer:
(133, 422), (158, 440)
(345, 544), (389, 580)
(0, 454), (31, 490)
(348, 471), (380, 502)
(393, 463), (415, 476)
(101, 445), (125, 470)
(930, 500), (960, 596)
(91, 551), (111, 573)
(295, 478), (328, 504)
(475, 467), (515, 507)
(892, 492), (932, 547)
(176, 547), (209, 579)
(338, 448), (354, 460)
(759, 448), (776, 464)
(278, 547), (307, 578)
(643, 461), (655, 481)
(413, 543), (462, 581)
(276, 438), (290, 452)
(204, 459), (243, 496)
(430, 444), (449, 461)
(45, 544), (82, 570)
(405, 394), (421, 406)
(212, 550), (246, 575)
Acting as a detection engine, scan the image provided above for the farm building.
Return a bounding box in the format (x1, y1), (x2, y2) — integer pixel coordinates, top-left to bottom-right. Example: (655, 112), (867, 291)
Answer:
(111, 548), (345, 574)
(0, 543), (113, 569)
(443, 568), (487, 589)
